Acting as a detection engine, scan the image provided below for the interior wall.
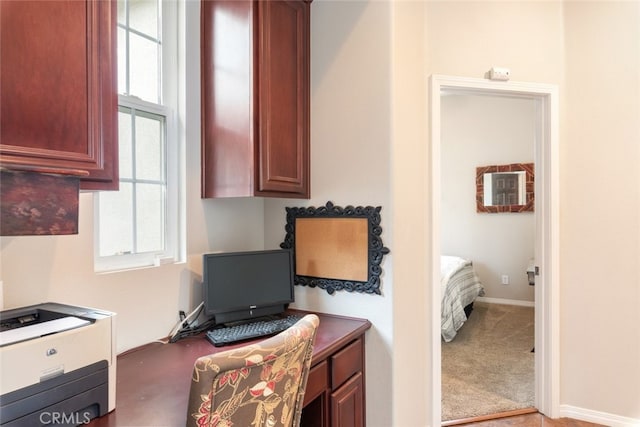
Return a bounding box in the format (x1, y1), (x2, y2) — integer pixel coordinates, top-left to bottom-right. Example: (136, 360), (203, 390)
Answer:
(425, 0), (640, 423)
(422, 2), (565, 425)
(441, 94), (535, 302)
(390, 1), (430, 425)
(561, 1), (640, 420)
(264, 2), (394, 426)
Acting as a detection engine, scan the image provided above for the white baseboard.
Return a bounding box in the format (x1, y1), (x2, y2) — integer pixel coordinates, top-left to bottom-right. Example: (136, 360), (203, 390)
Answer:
(475, 296), (535, 307)
(560, 404), (640, 427)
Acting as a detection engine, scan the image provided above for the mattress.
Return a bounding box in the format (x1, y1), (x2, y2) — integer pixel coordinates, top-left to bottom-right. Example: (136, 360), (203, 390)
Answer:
(441, 255), (484, 342)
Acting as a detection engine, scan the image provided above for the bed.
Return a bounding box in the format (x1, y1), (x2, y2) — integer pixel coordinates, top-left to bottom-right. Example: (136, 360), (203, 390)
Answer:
(441, 255), (485, 342)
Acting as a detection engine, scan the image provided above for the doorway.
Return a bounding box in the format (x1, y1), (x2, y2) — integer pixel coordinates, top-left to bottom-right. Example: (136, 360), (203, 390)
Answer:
(429, 75), (560, 426)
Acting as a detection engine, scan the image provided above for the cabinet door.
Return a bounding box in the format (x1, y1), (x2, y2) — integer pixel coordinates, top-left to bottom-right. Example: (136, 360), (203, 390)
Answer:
(0, 0), (118, 190)
(331, 372), (364, 427)
(255, 0), (310, 198)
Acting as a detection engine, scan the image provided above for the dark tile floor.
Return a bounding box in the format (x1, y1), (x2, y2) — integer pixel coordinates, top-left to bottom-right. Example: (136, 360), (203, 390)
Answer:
(458, 412), (606, 427)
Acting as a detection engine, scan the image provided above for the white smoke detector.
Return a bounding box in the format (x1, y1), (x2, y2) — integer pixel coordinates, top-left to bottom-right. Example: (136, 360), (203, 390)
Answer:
(489, 67), (511, 81)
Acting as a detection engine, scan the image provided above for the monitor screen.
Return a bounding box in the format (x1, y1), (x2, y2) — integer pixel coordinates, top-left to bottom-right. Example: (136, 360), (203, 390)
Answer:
(202, 249), (295, 324)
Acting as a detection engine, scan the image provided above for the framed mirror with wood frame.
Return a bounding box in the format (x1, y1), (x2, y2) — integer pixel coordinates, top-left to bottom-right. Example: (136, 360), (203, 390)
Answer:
(476, 163), (534, 213)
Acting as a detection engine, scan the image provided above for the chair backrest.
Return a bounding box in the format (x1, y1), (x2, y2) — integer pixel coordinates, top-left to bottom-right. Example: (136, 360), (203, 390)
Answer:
(187, 314), (320, 427)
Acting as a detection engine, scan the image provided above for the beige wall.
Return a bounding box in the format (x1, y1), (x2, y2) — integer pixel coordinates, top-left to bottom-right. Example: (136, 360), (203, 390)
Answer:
(561, 1), (640, 419)
(390, 2), (431, 425)
(423, 0), (639, 423)
(1, 1), (639, 426)
(390, 0), (639, 424)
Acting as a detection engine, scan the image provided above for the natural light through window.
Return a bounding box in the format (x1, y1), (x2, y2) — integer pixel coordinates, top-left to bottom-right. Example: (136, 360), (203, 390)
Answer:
(95, 0), (179, 272)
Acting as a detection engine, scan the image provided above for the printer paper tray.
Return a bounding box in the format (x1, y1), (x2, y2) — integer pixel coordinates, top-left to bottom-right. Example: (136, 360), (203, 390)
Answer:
(0, 360), (109, 426)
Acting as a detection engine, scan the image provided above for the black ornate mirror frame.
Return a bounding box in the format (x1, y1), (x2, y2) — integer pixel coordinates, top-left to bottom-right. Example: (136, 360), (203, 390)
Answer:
(280, 201), (390, 295)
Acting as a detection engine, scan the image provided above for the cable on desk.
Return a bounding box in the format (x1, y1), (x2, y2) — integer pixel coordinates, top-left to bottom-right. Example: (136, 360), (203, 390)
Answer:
(166, 302), (216, 343)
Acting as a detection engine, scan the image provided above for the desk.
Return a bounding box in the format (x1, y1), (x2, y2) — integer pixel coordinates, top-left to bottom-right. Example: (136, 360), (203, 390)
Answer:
(88, 311), (370, 427)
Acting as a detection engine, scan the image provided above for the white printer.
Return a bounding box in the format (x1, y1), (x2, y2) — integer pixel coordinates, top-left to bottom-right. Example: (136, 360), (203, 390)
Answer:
(0, 303), (116, 426)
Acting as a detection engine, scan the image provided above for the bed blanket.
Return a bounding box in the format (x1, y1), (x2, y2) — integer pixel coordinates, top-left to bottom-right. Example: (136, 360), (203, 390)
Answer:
(441, 255), (484, 342)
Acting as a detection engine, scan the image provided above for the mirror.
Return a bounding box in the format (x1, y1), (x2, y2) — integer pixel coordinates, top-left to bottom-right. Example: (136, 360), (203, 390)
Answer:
(280, 201), (390, 295)
(476, 163), (534, 213)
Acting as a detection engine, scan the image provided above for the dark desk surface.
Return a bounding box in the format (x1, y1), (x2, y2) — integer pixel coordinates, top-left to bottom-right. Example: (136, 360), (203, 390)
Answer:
(89, 311), (371, 426)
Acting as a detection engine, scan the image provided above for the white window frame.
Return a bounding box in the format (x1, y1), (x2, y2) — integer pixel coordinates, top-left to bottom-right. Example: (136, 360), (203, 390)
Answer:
(95, 0), (181, 273)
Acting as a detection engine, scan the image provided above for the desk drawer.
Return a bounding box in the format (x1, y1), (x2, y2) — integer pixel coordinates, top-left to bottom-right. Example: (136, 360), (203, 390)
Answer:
(304, 361), (328, 406)
(331, 338), (363, 390)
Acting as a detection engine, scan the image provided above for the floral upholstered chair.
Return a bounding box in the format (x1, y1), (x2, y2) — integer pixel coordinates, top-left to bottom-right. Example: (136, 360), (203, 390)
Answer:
(187, 314), (320, 427)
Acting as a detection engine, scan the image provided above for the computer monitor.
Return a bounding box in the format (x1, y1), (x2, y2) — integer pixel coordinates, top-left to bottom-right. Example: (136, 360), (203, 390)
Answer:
(202, 249), (295, 325)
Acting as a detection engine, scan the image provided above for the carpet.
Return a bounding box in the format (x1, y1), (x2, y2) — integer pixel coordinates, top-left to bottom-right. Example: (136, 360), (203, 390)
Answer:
(441, 301), (535, 422)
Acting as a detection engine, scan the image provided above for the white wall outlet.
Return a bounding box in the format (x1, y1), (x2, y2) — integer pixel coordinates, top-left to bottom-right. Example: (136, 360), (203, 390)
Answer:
(501, 275), (509, 285)
(489, 67), (511, 81)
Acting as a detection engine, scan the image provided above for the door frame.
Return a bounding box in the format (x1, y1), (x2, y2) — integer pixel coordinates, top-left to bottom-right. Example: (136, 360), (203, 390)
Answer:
(429, 75), (560, 425)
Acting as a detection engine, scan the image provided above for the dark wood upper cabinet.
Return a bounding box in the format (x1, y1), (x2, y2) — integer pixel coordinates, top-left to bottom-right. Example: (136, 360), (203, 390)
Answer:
(201, 0), (310, 199)
(0, 0), (118, 191)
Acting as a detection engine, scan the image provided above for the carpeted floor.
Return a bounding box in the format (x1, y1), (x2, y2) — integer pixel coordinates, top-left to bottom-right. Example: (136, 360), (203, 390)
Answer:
(441, 301), (535, 422)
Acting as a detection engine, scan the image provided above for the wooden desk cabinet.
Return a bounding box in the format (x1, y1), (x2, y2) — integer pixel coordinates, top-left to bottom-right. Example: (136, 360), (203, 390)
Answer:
(302, 336), (366, 427)
(88, 311), (370, 427)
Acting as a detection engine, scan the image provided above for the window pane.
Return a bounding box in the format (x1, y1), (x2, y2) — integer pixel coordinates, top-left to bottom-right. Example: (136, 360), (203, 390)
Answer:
(130, 33), (159, 103)
(98, 183), (134, 256)
(101, 0), (175, 271)
(135, 113), (163, 181)
(118, 109), (133, 179)
(117, 0), (126, 25)
(129, 0), (158, 38)
(118, 27), (127, 94)
(136, 183), (164, 252)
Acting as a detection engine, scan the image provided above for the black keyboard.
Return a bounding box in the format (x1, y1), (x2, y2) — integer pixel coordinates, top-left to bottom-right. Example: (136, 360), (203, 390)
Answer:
(206, 314), (302, 347)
